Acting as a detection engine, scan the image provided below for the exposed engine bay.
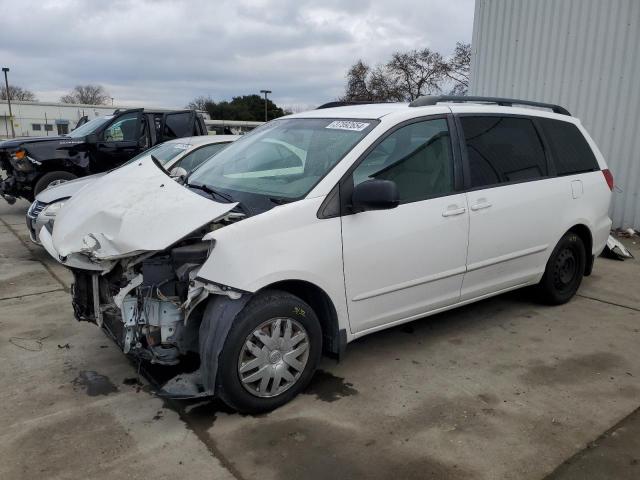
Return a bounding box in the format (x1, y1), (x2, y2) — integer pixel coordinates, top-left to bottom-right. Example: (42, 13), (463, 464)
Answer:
(69, 212), (245, 394)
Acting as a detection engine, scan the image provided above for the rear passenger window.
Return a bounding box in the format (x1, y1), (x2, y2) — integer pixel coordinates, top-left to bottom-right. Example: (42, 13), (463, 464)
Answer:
(353, 118), (454, 204)
(164, 113), (193, 139)
(538, 119), (599, 175)
(460, 116), (547, 188)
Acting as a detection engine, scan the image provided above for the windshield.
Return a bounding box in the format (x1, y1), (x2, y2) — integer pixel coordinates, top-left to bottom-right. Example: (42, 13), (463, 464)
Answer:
(124, 141), (192, 167)
(188, 118), (378, 199)
(67, 116), (113, 138)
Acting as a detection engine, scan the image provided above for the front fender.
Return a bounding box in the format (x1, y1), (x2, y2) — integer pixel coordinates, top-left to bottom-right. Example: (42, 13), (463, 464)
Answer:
(196, 197), (349, 333)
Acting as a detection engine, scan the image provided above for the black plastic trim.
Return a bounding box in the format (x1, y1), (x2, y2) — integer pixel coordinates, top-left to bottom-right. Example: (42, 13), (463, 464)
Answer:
(316, 101), (392, 109)
(317, 182), (341, 219)
(409, 95), (571, 116)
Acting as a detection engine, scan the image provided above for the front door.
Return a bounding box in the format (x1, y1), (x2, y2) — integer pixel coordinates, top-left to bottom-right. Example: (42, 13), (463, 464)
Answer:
(92, 112), (143, 172)
(341, 117), (469, 334)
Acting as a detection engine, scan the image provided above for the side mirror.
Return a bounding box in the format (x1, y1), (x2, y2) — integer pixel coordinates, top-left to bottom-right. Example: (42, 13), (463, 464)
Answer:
(352, 179), (399, 212)
(86, 133), (98, 143)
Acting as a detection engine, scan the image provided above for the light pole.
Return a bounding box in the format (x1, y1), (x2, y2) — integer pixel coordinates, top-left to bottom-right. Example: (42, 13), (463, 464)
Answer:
(110, 97), (114, 106)
(260, 89), (272, 122)
(2, 67), (15, 138)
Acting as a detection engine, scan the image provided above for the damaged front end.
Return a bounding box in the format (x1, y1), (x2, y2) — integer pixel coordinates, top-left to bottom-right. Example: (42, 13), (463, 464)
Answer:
(69, 213), (245, 397)
(0, 147), (39, 204)
(42, 157), (251, 397)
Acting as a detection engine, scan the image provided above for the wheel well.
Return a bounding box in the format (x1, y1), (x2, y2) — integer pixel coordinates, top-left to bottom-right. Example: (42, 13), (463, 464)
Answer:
(264, 280), (343, 358)
(567, 224), (594, 276)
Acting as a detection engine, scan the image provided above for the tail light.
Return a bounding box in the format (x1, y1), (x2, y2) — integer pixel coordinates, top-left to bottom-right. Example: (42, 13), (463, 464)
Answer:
(602, 169), (614, 191)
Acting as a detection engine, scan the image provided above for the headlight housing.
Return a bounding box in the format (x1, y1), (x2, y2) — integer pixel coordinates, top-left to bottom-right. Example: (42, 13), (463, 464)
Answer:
(41, 199), (67, 217)
(10, 149), (35, 172)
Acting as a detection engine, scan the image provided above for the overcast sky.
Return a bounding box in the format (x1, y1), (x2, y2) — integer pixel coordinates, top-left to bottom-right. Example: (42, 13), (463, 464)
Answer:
(1, 0), (474, 110)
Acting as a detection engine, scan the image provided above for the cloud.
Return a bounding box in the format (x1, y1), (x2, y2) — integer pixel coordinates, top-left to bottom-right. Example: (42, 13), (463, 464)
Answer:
(0, 0), (474, 109)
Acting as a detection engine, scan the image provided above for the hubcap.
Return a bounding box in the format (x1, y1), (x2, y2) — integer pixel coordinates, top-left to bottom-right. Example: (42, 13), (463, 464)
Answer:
(554, 247), (577, 289)
(238, 317), (310, 398)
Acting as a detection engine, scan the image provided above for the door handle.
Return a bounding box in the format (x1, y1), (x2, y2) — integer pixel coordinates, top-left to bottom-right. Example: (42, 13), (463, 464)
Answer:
(470, 201), (492, 211)
(442, 206), (466, 217)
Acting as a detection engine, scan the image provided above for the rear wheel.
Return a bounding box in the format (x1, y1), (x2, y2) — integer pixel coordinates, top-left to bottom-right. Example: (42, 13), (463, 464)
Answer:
(34, 171), (77, 196)
(214, 290), (322, 413)
(536, 232), (586, 304)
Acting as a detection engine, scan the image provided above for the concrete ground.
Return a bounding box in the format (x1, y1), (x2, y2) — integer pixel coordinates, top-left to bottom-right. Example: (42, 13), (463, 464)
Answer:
(1, 198), (639, 480)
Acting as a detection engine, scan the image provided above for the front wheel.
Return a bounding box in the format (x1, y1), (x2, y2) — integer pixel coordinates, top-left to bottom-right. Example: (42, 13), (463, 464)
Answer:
(34, 171), (77, 196)
(536, 232), (586, 305)
(213, 290), (322, 413)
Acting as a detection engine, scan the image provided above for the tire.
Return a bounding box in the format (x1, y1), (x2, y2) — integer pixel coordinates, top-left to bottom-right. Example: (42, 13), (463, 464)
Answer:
(213, 289), (322, 413)
(34, 171), (77, 196)
(536, 232), (586, 305)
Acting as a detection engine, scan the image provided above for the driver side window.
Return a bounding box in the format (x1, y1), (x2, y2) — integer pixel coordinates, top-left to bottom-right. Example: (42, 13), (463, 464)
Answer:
(103, 113), (139, 142)
(352, 118), (454, 204)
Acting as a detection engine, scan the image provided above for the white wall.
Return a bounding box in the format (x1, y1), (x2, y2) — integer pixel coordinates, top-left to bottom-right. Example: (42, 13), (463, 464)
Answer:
(0, 101), (127, 139)
(470, 0), (640, 229)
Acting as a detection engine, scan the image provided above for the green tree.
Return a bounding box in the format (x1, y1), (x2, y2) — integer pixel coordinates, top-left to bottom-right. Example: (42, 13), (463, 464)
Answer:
(187, 94), (286, 121)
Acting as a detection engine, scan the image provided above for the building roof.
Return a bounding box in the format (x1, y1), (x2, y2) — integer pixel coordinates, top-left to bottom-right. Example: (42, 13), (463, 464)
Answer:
(0, 99), (131, 109)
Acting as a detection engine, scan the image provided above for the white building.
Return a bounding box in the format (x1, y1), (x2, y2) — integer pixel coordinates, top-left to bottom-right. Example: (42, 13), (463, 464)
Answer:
(0, 100), (133, 139)
(470, 0), (640, 229)
(0, 99), (260, 138)
(205, 119), (263, 135)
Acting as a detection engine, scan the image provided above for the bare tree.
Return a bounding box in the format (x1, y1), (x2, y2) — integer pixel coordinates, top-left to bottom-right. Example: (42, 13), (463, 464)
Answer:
(60, 85), (110, 105)
(186, 95), (213, 111)
(445, 42), (471, 95)
(343, 48), (450, 102)
(386, 48), (448, 100)
(1, 85), (37, 101)
(343, 60), (404, 102)
(343, 60), (373, 101)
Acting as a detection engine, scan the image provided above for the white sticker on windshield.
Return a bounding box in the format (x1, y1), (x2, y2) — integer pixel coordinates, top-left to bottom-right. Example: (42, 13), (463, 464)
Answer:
(325, 120), (370, 132)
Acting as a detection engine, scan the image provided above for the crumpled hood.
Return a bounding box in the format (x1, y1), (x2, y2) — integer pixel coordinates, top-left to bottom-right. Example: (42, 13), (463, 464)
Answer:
(51, 157), (237, 260)
(36, 172), (106, 204)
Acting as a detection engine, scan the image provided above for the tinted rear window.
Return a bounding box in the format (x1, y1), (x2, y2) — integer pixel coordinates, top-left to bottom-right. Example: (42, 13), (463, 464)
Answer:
(164, 113), (193, 139)
(460, 116), (548, 188)
(538, 119), (599, 175)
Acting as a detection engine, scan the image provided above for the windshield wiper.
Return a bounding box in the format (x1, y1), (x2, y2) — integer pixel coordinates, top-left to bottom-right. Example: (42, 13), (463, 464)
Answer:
(150, 154), (169, 174)
(187, 182), (235, 203)
(269, 196), (294, 205)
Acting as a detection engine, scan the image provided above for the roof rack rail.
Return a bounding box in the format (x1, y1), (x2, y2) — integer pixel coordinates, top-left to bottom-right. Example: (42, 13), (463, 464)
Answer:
(408, 95), (571, 116)
(316, 100), (390, 110)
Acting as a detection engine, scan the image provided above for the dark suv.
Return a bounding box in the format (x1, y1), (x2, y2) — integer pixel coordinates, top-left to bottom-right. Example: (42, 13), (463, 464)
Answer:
(0, 108), (207, 203)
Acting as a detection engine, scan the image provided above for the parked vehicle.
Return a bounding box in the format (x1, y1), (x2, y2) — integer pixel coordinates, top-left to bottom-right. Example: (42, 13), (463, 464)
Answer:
(41, 96), (613, 413)
(26, 135), (238, 244)
(0, 108), (207, 203)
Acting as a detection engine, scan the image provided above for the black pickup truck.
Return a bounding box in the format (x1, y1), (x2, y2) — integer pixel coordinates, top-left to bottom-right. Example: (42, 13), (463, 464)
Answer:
(0, 108), (207, 203)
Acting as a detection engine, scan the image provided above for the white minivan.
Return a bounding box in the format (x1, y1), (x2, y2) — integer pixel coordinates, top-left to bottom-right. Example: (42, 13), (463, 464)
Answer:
(41, 96), (613, 412)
